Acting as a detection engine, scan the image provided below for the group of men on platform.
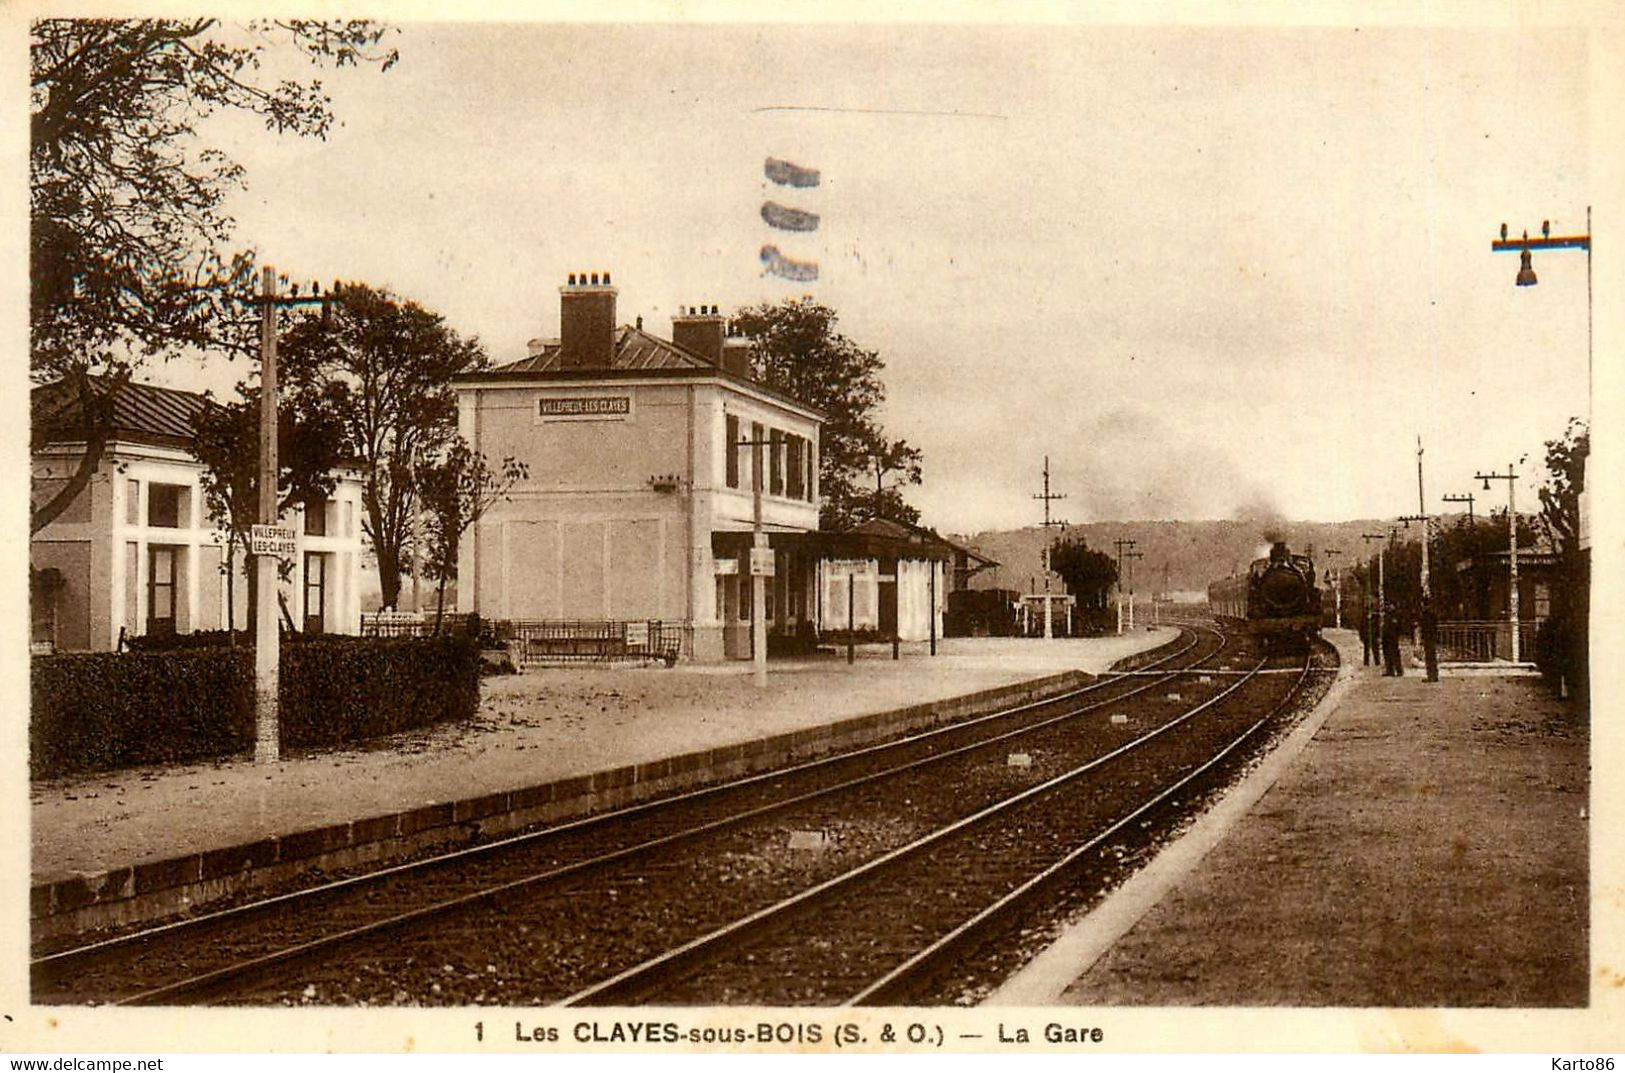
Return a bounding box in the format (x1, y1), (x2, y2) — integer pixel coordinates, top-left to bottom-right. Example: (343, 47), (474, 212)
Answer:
(1361, 602), (1439, 681)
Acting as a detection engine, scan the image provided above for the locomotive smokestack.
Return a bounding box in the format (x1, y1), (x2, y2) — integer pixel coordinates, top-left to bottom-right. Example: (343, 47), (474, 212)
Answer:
(1269, 541), (1289, 563)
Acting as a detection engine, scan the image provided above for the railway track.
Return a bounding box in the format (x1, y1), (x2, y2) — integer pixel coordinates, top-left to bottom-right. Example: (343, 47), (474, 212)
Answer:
(35, 627), (1212, 1005)
(563, 646), (1314, 1005)
(37, 624), (1329, 1007)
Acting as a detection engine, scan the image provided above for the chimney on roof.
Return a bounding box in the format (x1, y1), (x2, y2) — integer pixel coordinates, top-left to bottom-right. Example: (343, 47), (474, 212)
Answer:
(721, 320), (754, 378)
(559, 270), (617, 369)
(671, 303), (726, 366)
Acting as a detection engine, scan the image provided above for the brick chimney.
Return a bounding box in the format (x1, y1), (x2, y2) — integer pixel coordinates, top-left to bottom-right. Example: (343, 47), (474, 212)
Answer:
(559, 271), (617, 370)
(721, 322), (754, 378)
(671, 304), (726, 366)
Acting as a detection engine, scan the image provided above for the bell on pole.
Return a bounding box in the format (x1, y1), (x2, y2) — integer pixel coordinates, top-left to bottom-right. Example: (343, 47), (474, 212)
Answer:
(1515, 249), (1537, 286)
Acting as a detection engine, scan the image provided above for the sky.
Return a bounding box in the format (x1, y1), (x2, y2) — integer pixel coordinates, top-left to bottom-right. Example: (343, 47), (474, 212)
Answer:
(130, 14), (1606, 534)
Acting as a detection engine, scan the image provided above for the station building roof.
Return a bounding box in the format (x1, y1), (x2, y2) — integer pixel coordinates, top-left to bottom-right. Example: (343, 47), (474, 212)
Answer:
(33, 377), (209, 452)
(457, 324), (826, 422)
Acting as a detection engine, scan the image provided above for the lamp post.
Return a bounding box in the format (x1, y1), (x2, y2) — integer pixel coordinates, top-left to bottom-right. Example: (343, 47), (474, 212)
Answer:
(1475, 464), (1522, 663)
(1492, 212), (1592, 404)
(737, 431), (773, 687)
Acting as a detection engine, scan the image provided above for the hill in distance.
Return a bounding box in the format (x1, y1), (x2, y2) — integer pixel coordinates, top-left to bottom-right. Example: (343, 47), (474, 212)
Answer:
(950, 517), (1465, 599)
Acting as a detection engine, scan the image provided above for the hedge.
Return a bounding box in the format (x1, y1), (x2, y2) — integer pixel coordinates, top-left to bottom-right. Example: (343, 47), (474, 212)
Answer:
(279, 636), (481, 749)
(124, 628), (255, 652)
(31, 636), (481, 779)
(31, 648), (254, 779)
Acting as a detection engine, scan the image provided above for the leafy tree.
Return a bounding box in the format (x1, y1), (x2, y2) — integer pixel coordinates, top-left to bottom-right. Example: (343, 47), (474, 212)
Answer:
(1538, 418), (1588, 558)
(190, 385), (346, 631)
(278, 283), (488, 609)
(858, 433), (924, 526)
(1376, 511), (1540, 623)
(731, 298), (923, 530)
(1536, 417), (1589, 696)
(1048, 536), (1119, 611)
(29, 18), (397, 533)
(419, 442), (529, 631)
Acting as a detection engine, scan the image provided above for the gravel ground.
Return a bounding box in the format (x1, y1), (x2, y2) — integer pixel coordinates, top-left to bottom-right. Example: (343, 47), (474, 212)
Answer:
(32, 631), (1172, 884)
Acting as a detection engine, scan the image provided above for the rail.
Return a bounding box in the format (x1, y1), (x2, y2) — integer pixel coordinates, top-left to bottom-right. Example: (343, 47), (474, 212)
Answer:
(494, 619), (688, 666)
(359, 611), (471, 638)
(31, 629), (1205, 1006)
(1435, 619), (1540, 663)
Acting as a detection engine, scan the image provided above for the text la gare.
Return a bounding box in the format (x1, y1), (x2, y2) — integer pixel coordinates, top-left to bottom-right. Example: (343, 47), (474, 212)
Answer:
(1000, 1023), (1105, 1044)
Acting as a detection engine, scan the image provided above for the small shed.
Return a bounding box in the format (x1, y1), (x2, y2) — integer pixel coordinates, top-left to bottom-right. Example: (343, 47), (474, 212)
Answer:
(809, 518), (953, 642)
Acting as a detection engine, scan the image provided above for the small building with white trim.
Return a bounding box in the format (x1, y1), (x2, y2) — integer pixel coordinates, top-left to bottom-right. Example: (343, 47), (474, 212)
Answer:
(30, 379), (365, 652)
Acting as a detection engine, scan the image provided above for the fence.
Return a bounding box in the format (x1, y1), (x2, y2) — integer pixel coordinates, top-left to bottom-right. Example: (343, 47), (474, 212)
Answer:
(494, 620), (689, 666)
(359, 611), (473, 638)
(1435, 619), (1541, 663)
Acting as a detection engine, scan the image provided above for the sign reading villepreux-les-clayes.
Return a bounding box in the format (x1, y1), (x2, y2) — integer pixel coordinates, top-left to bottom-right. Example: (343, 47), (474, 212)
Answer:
(538, 396), (631, 419)
(250, 524), (298, 557)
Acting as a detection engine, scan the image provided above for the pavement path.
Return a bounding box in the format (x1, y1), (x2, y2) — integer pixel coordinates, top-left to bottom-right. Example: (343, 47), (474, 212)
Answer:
(32, 630), (1172, 885)
(991, 628), (1589, 1007)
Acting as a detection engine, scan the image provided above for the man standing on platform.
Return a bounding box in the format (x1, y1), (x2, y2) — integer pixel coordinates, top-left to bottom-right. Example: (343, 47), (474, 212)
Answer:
(1381, 603), (1404, 677)
(1420, 599), (1439, 682)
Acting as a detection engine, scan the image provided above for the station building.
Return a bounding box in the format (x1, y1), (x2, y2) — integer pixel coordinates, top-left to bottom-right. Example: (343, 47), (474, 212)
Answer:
(452, 272), (949, 662)
(30, 379), (365, 652)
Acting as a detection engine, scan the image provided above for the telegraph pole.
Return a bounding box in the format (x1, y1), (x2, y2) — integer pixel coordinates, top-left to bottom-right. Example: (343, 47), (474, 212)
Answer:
(1124, 549), (1144, 631)
(1399, 513), (1431, 603)
(1415, 437), (1430, 601)
(1443, 492), (1475, 528)
(1399, 512), (1437, 681)
(255, 266), (281, 763)
(1323, 548), (1343, 629)
(1361, 530), (1387, 664)
(1113, 538), (1136, 635)
(249, 268), (332, 763)
(1032, 456), (1068, 640)
(1475, 464), (1523, 663)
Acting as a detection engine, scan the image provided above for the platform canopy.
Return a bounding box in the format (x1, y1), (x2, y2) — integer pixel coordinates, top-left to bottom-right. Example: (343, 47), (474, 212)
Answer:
(802, 517), (956, 563)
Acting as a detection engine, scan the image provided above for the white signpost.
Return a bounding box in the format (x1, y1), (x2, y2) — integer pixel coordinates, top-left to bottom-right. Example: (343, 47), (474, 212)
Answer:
(250, 524), (298, 558)
(749, 546), (776, 578)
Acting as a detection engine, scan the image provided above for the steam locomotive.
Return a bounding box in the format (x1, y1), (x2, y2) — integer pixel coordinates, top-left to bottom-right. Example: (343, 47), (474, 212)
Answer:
(1207, 541), (1322, 646)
